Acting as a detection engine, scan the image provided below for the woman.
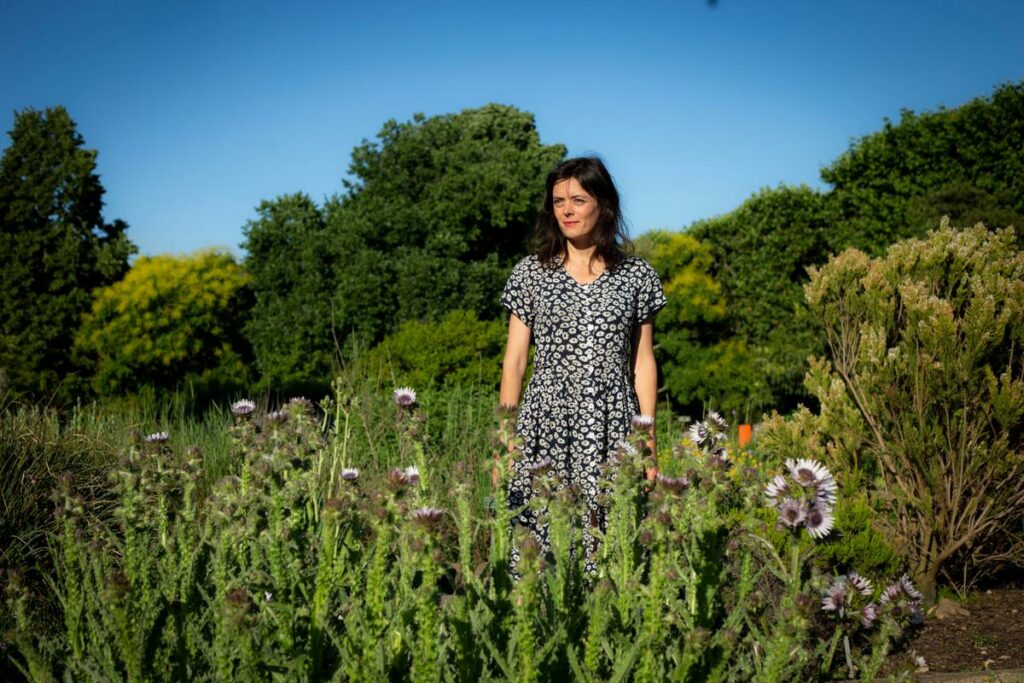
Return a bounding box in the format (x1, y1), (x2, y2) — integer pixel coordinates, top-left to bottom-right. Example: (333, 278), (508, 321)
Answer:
(499, 156), (667, 570)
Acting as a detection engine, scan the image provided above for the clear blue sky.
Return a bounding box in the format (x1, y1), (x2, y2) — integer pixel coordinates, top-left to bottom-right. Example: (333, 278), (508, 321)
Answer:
(2, 0), (1022, 257)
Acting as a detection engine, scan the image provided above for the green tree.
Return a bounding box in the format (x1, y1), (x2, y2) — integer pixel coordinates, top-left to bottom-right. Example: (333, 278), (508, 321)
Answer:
(242, 193), (337, 394)
(688, 185), (832, 412)
(0, 106), (135, 399)
(800, 221), (1024, 600)
(823, 80), (1024, 254)
(242, 104), (565, 392)
(74, 250), (252, 398)
(636, 230), (769, 419)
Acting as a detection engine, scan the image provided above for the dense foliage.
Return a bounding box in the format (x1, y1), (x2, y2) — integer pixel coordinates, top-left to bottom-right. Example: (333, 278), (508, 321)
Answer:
(766, 222), (1024, 601)
(6, 398), (924, 681)
(0, 106), (135, 400)
(75, 251), (253, 398)
(243, 104), (565, 394)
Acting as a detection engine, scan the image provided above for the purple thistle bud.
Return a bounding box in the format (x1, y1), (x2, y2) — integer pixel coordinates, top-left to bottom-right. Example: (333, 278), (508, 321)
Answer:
(231, 399), (256, 417)
(411, 507), (445, 530)
(393, 387), (417, 407)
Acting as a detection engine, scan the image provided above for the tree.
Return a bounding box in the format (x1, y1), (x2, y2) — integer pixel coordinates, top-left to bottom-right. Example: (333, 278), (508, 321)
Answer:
(822, 81), (1024, 254)
(688, 185), (832, 412)
(242, 104), (565, 392)
(74, 250), (252, 398)
(800, 221), (1024, 600)
(0, 106), (135, 400)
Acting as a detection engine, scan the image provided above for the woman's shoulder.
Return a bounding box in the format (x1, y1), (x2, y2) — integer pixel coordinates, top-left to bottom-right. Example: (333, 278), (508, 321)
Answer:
(615, 254), (659, 278)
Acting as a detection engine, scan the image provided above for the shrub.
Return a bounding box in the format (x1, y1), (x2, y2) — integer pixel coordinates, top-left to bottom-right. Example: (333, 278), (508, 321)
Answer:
(798, 221), (1024, 600)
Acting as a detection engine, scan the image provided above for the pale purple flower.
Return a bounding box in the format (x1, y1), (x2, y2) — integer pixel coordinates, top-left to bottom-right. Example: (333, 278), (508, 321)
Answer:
(860, 602), (878, 628)
(706, 410), (728, 432)
(410, 507), (445, 530)
(765, 474), (790, 502)
(526, 456), (553, 475)
(144, 431), (169, 444)
(403, 465), (421, 486)
(821, 583), (848, 611)
(688, 421), (708, 446)
(393, 387), (417, 407)
(231, 399), (256, 417)
(899, 574), (923, 602)
(848, 571), (873, 596)
(881, 574), (923, 605)
(786, 458), (830, 488)
(341, 468), (359, 482)
(631, 414), (655, 431)
(804, 504), (835, 539)
(778, 498), (806, 528)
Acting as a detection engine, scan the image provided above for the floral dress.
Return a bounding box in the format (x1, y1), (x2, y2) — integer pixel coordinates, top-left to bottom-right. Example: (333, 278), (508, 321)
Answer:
(500, 254), (667, 569)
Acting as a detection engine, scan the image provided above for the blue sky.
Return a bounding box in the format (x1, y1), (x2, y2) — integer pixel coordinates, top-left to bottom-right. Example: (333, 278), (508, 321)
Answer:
(2, 0), (1022, 257)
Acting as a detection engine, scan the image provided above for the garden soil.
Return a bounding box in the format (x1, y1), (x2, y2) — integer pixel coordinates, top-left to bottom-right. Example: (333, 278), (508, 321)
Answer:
(886, 589), (1024, 678)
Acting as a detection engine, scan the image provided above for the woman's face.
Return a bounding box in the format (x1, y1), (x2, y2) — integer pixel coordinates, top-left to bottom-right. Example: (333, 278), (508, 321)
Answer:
(552, 177), (599, 243)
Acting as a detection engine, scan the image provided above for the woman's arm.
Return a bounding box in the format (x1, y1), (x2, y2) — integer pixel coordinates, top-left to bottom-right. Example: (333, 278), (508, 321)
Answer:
(499, 314), (531, 408)
(631, 319), (658, 479)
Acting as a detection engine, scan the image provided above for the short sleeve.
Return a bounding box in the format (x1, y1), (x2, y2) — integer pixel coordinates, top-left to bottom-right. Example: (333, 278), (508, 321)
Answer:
(635, 260), (668, 324)
(501, 258), (535, 328)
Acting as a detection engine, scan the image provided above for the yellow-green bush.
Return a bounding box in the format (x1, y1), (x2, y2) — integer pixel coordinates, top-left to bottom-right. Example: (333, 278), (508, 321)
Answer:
(75, 250), (253, 398)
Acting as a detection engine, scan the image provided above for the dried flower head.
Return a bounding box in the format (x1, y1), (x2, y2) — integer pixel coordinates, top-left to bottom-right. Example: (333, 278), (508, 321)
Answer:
(393, 387), (417, 408)
(144, 431), (169, 444)
(411, 507), (445, 530)
(231, 399), (256, 417)
(778, 498), (806, 528)
(804, 504), (835, 539)
(341, 468), (360, 482)
(631, 414), (655, 431)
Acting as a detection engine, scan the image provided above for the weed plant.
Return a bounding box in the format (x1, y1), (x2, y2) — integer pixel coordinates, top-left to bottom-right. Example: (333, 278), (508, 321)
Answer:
(5, 389), (922, 681)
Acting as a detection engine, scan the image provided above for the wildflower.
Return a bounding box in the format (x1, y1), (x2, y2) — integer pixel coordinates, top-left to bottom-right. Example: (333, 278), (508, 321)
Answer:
(341, 468), (360, 482)
(287, 396), (314, 413)
(881, 574), (923, 605)
(393, 387), (417, 408)
(411, 507), (445, 531)
(847, 571), (873, 596)
(264, 410), (287, 425)
(264, 591), (273, 602)
(785, 458), (830, 488)
(804, 504), (835, 539)
(631, 414), (655, 431)
(814, 478), (838, 508)
(388, 468), (409, 488)
(144, 431), (169, 444)
(404, 466), (421, 485)
(656, 473), (690, 493)
(765, 474), (790, 501)
(688, 421), (708, 445)
(706, 410), (728, 432)
(616, 439), (639, 458)
(231, 399), (256, 417)
(821, 582), (847, 612)
(860, 602), (878, 628)
(526, 456), (553, 475)
(777, 498), (806, 528)
(899, 574), (923, 602)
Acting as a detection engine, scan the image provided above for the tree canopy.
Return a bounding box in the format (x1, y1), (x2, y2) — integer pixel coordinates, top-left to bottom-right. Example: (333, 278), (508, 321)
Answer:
(0, 106), (135, 400)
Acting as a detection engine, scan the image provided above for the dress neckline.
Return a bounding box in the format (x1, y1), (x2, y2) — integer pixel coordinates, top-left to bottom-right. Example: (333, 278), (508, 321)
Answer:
(561, 262), (609, 288)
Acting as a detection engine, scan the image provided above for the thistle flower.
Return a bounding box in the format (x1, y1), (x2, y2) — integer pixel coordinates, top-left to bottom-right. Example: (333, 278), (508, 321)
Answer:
(411, 507), (445, 530)
(656, 473), (690, 493)
(860, 602), (878, 628)
(388, 468), (409, 488)
(403, 465), (421, 485)
(341, 468), (360, 482)
(688, 421), (708, 446)
(821, 582), (847, 612)
(526, 456), (553, 475)
(393, 387), (417, 407)
(777, 498), (806, 528)
(264, 410), (287, 425)
(631, 414), (655, 431)
(144, 431), (169, 444)
(899, 574), (923, 602)
(847, 571), (873, 596)
(706, 410), (728, 432)
(785, 458), (829, 488)
(880, 574), (923, 605)
(764, 474), (790, 501)
(287, 396), (314, 413)
(231, 399), (256, 417)
(804, 504), (835, 539)
(616, 439), (639, 458)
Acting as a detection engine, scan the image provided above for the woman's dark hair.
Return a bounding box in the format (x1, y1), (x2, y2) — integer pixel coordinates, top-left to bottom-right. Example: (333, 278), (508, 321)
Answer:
(534, 156), (632, 271)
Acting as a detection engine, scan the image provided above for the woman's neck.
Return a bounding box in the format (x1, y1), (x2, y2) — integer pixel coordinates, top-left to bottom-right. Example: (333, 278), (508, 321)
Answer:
(563, 239), (599, 268)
